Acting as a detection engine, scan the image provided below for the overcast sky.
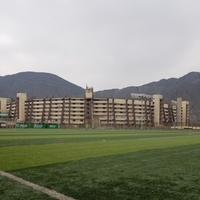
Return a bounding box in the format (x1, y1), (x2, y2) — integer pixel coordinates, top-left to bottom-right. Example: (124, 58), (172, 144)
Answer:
(0, 0), (200, 91)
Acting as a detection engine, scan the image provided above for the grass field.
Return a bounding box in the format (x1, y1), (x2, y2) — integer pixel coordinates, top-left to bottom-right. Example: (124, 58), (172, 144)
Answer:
(1, 128), (200, 200)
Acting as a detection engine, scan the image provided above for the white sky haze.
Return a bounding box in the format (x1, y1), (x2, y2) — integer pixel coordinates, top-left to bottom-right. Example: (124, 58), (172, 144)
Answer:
(0, 0), (200, 90)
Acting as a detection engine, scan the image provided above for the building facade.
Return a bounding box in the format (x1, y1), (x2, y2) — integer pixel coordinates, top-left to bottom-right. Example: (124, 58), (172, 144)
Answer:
(0, 87), (189, 128)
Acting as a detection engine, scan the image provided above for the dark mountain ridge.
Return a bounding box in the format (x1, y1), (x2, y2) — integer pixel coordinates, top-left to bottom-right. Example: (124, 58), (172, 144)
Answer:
(0, 72), (85, 99)
(94, 72), (199, 103)
(94, 71), (200, 121)
(0, 71), (200, 121)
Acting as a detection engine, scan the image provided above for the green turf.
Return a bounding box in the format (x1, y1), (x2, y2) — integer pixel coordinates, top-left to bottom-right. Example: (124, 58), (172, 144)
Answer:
(1, 128), (200, 199)
(0, 175), (54, 200)
(1, 129), (200, 171)
(12, 144), (200, 200)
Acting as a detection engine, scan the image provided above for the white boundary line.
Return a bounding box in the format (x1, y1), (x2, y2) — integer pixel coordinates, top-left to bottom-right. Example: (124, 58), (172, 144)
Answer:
(0, 170), (75, 200)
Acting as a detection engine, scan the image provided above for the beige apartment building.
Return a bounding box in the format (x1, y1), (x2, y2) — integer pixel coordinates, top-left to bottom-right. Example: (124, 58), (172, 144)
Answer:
(0, 87), (189, 128)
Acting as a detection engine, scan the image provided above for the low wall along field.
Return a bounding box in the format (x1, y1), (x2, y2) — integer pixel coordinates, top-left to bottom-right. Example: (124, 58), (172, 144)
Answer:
(0, 129), (200, 200)
(15, 123), (59, 129)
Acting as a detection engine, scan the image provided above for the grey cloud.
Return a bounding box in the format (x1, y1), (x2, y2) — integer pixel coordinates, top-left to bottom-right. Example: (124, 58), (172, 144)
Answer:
(0, 0), (200, 90)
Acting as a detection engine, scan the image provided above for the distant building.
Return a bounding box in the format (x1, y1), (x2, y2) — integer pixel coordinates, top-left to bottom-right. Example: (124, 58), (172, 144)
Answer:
(0, 87), (189, 128)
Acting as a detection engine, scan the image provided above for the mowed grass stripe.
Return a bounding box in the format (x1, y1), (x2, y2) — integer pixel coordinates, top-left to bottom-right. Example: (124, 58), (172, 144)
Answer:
(12, 144), (200, 200)
(0, 129), (197, 139)
(0, 129), (199, 147)
(1, 133), (199, 147)
(1, 135), (200, 171)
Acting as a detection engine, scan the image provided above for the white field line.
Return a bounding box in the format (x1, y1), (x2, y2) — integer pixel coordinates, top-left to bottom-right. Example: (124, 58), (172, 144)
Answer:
(0, 170), (75, 200)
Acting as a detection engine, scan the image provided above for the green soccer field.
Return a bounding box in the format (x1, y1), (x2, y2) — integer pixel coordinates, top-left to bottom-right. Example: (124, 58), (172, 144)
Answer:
(1, 128), (200, 200)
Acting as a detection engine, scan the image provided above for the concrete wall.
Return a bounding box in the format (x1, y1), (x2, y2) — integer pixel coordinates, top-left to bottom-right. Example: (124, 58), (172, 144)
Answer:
(0, 98), (10, 118)
(0, 98), (8, 112)
(153, 94), (163, 127)
(181, 100), (189, 126)
(16, 93), (27, 122)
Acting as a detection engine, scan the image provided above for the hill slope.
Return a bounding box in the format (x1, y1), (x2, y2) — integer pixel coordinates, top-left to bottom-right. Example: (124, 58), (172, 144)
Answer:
(0, 72), (85, 99)
(95, 72), (200, 101)
(94, 72), (200, 121)
(0, 71), (199, 121)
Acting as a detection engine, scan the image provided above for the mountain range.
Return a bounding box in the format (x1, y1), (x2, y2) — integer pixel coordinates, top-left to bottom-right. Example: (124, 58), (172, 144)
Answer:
(0, 71), (200, 121)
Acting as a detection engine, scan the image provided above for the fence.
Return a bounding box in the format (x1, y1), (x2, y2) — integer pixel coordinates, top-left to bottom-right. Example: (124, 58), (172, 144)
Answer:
(15, 123), (59, 129)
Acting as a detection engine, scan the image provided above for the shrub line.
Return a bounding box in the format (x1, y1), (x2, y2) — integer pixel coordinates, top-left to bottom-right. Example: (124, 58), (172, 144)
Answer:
(0, 170), (75, 200)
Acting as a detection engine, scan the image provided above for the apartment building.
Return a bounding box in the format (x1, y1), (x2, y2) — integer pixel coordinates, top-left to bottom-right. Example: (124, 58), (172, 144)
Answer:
(1, 87), (189, 128)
